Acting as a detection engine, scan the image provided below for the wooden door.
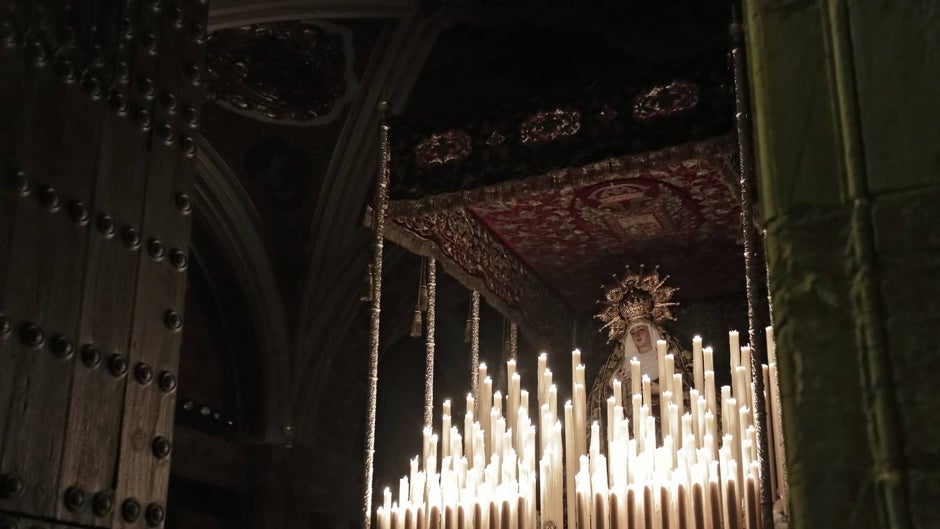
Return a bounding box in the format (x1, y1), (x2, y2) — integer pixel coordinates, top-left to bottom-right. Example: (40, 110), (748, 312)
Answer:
(0, 0), (207, 527)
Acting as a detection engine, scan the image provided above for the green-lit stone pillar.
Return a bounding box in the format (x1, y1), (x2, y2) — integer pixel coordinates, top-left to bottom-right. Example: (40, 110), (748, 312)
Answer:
(741, 1), (940, 528)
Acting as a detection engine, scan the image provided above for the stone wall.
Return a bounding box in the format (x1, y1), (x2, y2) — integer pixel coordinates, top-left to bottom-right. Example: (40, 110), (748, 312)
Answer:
(742, 1), (940, 527)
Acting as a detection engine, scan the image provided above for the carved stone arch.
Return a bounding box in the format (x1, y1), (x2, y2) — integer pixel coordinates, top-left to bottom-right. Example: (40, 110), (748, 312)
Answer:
(192, 135), (292, 442)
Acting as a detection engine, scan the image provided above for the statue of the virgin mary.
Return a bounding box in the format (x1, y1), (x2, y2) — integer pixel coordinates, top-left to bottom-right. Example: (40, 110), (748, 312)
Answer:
(589, 266), (694, 430)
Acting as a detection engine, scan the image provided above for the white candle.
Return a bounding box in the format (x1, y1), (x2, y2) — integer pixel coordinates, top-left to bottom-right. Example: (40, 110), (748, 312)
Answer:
(429, 434), (439, 476)
(727, 398), (744, 488)
(729, 331), (740, 368)
(672, 374), (685, 440)
(400, 476), (410, 506)
(638, 484), (662, 529)
(423, 427), (432, 471)
(682, 414), (693, 453)
(709, 476), (722, 529)
(704, 371), (717, 419)
(642, 375), (652, 409)
(693, 394), (705, 448)
(607, 396), (616, 449)
(740, 346), (753, 411)
(595, 491), (610, 529)
(451, 428), (462, 462)
(564, 401), (577, 529)
(544, 370), (553, 402)
(746, 476), (758, 529)
(572, 350), (583, 425)
(501, 499), (512, 529)
(410, 457), (420, 504)
(629, 393), (641, 443)
(739, 406), (752, 462)
(732, 366), (745, 413)
(507, 362), (517, 414)
(509, 373), (521, 448)
(673, 373), (684, 408)
(574, 379), (587, 457)
(613, 378), (623, 408)
(657, 340), (668, 389)
(662, 391), (673, 440)
(669, 404), (679, 455)
(665, 354), (675, 395)
(725, 476), (740, 529)
(705, 414), (717, 459)
(575, 364), (586, 391)
(692, 336), (704, 393)
(659, 485), (672, 529)
(762, 365), (777, 501)
(630, 357), (641, 396)
(464, 410), (474, 463)
(490, 407), (501, 460)
(384, 488), (393, 524)
(768, 362), (787, 502)
(443, 411), (452, 461)
(610, 490), (626, 529)
(547, 385), (557, 420)
(720, 387), (732, 436)
(765, 326), (776, 365)
(380, 507), (390, 529)
(482, 377), (493, 456)
(538, 354), (548, 409)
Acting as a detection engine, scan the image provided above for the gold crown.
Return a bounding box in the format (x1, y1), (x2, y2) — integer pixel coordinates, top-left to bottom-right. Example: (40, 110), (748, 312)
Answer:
(596, 265), (678, 343)
(619, 287), (654, 325)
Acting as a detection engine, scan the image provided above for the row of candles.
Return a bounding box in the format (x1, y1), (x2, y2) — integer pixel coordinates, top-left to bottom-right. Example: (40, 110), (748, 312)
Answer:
(376, 328), (786, 529)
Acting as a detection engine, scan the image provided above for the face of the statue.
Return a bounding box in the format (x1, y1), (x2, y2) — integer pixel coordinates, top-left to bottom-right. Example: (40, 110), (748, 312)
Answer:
(629, 325), (653, 353)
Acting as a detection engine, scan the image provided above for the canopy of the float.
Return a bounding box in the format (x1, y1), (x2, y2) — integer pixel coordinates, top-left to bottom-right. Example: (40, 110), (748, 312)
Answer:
(383, 138), (741, 354)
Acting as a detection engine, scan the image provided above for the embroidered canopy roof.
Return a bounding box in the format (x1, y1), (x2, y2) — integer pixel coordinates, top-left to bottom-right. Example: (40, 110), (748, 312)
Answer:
(382, 26), (743, 345)
(385, 136), (743, 345)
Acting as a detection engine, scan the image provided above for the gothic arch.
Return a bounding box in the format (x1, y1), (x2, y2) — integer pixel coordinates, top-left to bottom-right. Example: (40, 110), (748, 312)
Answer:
(192, 135), (292, 441)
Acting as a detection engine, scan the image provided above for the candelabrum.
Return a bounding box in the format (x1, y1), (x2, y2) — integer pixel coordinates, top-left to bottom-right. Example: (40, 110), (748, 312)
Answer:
(376, 328), (786, 529)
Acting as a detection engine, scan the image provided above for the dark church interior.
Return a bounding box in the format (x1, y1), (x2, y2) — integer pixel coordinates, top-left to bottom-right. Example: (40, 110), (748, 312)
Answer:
(0, 1), (937, 528)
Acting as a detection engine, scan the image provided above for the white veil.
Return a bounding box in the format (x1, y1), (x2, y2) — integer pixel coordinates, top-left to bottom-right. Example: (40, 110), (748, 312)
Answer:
(622, 320), (666, 381)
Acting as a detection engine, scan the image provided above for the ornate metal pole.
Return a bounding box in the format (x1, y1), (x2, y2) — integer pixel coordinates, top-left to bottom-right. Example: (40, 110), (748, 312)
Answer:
(424, 258), (437, 427)
(509, 322), (518, 361)
(362, 103), (390, 529)
(729, 13), (774, 529)
(470, 291), (480, 404)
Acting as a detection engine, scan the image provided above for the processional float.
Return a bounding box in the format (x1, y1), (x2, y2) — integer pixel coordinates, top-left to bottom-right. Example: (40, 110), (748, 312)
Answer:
(361, 22), (786, 529)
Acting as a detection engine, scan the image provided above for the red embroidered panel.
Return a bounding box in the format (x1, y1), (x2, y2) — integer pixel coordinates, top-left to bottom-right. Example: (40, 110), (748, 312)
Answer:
(469, 157), (741, 310)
